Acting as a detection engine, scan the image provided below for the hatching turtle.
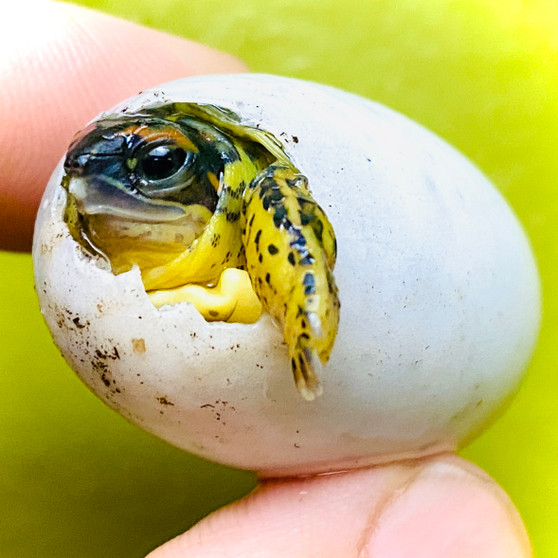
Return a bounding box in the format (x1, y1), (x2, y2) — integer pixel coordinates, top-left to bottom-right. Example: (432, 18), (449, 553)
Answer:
(62, 102), (340, 400)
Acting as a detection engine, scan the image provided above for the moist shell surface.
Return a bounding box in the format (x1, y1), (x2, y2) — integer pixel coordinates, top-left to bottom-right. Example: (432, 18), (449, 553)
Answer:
(33, 74), (540, 476)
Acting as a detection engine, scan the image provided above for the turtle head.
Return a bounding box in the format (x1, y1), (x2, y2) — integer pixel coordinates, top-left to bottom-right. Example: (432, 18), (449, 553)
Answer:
(62, 115), (222, 273)
(64, 117), (222, 219)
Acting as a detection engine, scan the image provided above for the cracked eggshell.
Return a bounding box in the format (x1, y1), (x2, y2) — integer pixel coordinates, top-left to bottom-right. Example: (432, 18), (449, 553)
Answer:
(33, 74), (540, 477)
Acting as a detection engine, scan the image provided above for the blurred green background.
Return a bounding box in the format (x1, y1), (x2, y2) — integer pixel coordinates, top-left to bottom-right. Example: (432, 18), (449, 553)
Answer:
(1, 0), (556, 556)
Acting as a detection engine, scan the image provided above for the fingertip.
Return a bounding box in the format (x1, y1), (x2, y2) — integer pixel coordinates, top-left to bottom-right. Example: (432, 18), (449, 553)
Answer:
(364, 455), (532, 558)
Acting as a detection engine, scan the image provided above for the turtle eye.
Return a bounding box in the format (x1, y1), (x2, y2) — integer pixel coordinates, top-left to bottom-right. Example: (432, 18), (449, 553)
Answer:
(137, 144), (188, 182)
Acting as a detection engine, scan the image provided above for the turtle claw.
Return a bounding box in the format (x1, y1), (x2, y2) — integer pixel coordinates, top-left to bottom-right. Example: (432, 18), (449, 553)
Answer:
(292, 344), (324, 401)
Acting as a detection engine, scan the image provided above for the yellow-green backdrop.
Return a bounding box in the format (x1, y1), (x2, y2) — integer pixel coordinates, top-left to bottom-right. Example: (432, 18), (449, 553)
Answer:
(1, 1), (556, 556)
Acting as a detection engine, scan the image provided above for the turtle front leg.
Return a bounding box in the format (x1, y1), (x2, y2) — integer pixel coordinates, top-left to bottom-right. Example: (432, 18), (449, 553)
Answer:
(242, 166), (340, 400)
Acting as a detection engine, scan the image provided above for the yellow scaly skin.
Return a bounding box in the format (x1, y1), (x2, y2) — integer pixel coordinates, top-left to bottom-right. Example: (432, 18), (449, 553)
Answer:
(62, 104), (340, 399)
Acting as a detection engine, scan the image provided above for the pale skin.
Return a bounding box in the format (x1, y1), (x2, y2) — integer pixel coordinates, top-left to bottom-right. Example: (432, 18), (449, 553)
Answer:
(0, 2), (532, 556)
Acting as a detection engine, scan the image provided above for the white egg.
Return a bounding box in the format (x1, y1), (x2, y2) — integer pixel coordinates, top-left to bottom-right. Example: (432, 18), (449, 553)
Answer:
(33, 74), (540, 476)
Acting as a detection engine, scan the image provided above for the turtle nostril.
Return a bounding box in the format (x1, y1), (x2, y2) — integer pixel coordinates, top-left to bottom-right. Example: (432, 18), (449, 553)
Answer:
(64, 154), (85, 177)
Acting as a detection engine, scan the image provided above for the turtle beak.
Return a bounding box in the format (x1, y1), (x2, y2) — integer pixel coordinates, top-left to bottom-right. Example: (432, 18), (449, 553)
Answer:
(65, 174), (187, 223)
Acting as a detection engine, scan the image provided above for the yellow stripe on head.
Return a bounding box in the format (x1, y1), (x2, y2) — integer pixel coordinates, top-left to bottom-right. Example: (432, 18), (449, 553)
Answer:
(118, 123), (199, 153)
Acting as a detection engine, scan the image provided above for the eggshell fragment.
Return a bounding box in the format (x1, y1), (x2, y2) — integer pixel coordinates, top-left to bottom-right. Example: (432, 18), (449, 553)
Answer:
(33, 74), (540, 476)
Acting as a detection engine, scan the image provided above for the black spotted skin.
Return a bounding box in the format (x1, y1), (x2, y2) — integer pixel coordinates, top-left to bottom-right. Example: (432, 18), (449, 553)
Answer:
(242, 166), (339, 400)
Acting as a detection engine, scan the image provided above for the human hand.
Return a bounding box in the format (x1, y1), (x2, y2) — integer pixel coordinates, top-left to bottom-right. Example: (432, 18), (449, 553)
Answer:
(0, 3), (531, 556)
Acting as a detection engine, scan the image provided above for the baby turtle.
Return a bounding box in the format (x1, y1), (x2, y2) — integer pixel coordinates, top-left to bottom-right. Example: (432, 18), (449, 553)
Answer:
(62, 102), (340, 400)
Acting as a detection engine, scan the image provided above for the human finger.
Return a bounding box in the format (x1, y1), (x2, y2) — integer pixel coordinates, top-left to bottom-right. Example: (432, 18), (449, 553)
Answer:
(147, 453), (531, 558)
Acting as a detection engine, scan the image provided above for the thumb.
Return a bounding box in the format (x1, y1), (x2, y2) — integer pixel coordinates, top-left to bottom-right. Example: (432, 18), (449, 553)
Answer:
(0, 0), (246, 251)
(146, 454), (531, 558)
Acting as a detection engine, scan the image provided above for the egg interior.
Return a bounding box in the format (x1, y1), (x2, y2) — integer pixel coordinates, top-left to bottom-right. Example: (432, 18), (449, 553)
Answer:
(149, 268), (262, 324)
